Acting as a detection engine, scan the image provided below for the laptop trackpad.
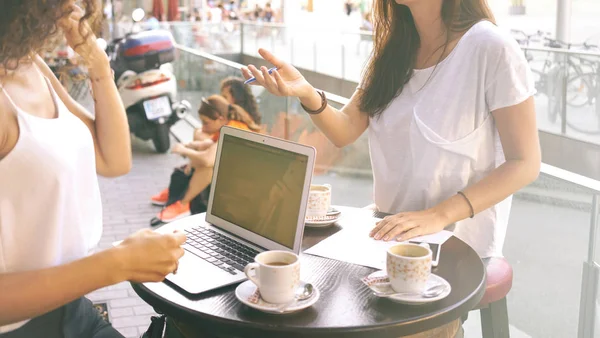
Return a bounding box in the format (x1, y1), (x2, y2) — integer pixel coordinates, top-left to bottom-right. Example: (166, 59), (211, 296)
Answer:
(166, 252), (245, 294)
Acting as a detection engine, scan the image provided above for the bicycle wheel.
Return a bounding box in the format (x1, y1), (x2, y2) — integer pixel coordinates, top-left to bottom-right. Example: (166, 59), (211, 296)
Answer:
(564, 74), (600, 135)
(566, 72), (595, 108)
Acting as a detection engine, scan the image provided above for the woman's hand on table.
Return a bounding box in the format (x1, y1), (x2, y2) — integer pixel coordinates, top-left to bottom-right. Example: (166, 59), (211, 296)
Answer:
(112, 229), (186, 283)
(369, 208), (448, 242)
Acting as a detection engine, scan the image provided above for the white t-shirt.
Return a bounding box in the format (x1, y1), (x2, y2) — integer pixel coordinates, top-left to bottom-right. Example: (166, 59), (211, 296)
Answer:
(365, 21), (535, 258)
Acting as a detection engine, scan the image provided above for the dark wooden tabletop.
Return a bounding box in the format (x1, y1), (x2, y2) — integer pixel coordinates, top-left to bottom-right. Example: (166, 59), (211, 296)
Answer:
(132, 206), (486, 338)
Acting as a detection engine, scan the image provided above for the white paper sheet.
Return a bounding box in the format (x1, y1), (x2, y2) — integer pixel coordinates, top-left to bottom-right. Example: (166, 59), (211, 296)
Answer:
(304, 216), (454, 270)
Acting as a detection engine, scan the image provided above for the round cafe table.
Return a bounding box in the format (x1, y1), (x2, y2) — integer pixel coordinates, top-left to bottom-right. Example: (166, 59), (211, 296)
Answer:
(132, 206), (486, 338)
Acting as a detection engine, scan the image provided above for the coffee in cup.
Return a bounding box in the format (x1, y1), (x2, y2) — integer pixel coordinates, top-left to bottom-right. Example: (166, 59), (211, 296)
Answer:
(244, 251), (300, 304)
(306, 184), (331, 218)
(386, 243), (432, 293)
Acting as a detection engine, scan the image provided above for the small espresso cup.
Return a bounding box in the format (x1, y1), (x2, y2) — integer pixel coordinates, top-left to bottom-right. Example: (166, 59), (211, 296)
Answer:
(244, 251), (300, 304)
(386, 243), (432, 293)
(306, 184), (331, 218)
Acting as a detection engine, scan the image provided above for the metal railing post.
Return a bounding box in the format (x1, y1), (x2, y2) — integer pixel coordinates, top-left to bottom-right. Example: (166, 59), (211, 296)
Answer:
(578, 195), (600, 338)
(290, 37), (295, 65)
(561, 53), (568, 135)
(284, 97), (291, 141)
(271, 30), (276, 54)
(313, 41), (317, 72)
(341, 44), (346, 80)
(240, 22), (245, 55)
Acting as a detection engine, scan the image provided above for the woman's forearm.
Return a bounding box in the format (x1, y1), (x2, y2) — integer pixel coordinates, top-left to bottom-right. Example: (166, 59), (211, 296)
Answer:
(88, 59), (132, 175)
(433, 159), (541, 225)
(298, 90), (368, 148)
(0, 249), (121, 326)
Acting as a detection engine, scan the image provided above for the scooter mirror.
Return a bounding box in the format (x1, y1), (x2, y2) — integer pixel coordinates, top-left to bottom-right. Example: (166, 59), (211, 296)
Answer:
(132, 8), (145, 23)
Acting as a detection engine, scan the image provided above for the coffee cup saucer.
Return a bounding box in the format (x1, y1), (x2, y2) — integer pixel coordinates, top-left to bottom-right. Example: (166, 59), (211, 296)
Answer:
(305, 208), (341, 228)
(235, 280), (320, 314)
(361, 270), (451, 305)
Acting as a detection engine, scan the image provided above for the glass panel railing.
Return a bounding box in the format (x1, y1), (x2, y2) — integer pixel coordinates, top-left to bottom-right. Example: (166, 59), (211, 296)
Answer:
(476, 167), (600, 338)
(174, 45), (600, 336)
(173, 45), (285, 129)
(240, 22), (369, 82)
(478, 170), (600, 338)
(167, 22), (243, 55)
(238, 22), (287, 58)
(174, 45), (372, 207)
(285, 92), (373, 208)
(166, 22), (600, 147)
(521, 46), (600, 145)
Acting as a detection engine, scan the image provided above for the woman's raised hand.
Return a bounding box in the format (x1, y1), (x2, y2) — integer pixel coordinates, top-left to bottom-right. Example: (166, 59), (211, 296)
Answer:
(241, 49), (315, 99)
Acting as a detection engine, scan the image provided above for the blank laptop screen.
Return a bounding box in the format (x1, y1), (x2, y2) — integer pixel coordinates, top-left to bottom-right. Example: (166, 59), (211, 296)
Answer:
(210, 134), (309, 249)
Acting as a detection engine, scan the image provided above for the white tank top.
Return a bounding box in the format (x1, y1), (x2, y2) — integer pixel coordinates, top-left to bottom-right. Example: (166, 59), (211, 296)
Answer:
(0, 76), (102, 333)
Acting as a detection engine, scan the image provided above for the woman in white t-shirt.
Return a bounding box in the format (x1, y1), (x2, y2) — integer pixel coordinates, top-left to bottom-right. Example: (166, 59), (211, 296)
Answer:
(242, 0), (540, 259)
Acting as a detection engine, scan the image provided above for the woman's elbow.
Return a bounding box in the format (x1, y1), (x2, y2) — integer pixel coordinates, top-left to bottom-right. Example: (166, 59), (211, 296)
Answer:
(330, 136), (353, 149)
(523, 156), (541, 185)
(114, 162), (133, 177)
(98, 160), (132, 178)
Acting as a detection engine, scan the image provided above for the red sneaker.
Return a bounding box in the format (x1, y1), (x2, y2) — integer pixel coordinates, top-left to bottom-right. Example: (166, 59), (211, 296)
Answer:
(151, 188), (169, 206)
(157, 201), (191, 222)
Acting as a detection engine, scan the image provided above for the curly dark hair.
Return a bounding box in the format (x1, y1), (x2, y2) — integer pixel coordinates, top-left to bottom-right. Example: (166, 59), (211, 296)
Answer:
(0, 0), (98, 70)
(220, 76), (262, 124)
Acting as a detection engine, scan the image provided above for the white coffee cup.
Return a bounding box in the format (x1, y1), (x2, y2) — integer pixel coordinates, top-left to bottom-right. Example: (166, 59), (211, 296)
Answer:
(244, 250), (300, 304)
(386, 243), (432, 293)
(306, 184), (331, 218)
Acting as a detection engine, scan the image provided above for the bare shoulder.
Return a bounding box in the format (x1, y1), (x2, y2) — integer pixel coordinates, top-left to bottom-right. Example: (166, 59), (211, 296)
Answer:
(0, 98), (18, 159)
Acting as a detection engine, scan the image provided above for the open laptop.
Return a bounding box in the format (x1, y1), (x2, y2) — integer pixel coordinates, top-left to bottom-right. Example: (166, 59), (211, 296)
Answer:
(155, 126), (316, 294)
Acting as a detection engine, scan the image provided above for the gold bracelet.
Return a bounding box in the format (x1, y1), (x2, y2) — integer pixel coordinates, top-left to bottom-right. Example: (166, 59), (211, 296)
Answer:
(457, 191), (475, 219)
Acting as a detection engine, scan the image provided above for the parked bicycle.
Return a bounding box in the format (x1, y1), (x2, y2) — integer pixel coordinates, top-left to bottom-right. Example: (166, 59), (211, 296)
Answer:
(511, 29), (600, 135)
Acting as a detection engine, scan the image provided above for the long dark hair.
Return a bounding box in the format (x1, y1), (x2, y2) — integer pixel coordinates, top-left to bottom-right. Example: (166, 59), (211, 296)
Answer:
(220, 77), (262, 124)
(199, 95), (261, 132)
(359, 0), (495, 118)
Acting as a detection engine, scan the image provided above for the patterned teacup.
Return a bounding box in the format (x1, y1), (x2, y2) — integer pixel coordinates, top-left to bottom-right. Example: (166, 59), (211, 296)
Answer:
(386, 243), (432, 293)
(244, 251), (300, 304)
(306, 184), (331, 218)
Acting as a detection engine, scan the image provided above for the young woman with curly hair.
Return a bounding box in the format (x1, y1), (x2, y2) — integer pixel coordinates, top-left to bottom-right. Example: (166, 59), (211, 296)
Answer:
(0, 2), (186, 337)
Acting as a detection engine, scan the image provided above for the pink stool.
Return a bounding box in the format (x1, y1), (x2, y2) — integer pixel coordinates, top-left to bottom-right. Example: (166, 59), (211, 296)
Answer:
(475, 257), (513, 338)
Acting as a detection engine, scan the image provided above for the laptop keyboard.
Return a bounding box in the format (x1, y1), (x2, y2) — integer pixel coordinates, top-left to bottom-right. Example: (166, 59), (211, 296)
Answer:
(183, 227), (260, 275)
(372, 210), (391, 219)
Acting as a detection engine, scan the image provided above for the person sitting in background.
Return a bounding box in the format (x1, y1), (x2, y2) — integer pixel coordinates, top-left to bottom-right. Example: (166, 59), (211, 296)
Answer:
(263, 3), (274, 22)
(153, 76), (261, 209)
(218, 76), (261, 125)
(253, 4), (262, 21)
(151, 95), (261, 224)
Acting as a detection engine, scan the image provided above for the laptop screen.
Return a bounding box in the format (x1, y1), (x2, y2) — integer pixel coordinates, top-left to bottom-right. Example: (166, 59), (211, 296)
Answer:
(210, 134), (309, 249)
